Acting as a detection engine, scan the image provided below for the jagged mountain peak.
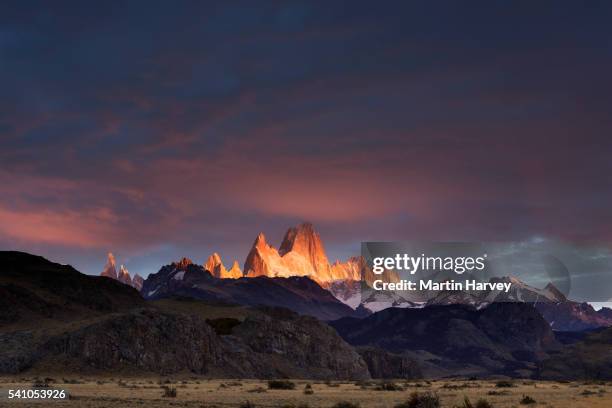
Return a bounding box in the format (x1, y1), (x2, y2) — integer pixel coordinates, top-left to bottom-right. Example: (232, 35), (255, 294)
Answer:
(279, 222), (326, 258)
(99, 253), (143, 291)
(210, 252), (222, 262)
(254, 232), (268, 247)
(173, 257), (193, 269)
(205, 252), (242, 279)
(244, 223), (366, 286)
(227, 260), (243, 278)
(132, 273), (144, 291)
(101, 252), (117, 280)
(117, 264), (132, 285)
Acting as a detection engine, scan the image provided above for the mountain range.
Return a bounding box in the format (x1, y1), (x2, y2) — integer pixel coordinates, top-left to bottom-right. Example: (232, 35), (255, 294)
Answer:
(2, 250), (611, 380)
(331, 303), (560, 378)
(100, 222), (612, 332)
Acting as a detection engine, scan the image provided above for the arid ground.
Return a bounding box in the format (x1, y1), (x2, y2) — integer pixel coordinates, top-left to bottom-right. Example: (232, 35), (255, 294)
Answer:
(0, 378), (610, 408)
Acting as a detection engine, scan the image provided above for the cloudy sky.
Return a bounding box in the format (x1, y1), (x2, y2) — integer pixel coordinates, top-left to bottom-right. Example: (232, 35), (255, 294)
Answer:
(1, 1), (612, 288)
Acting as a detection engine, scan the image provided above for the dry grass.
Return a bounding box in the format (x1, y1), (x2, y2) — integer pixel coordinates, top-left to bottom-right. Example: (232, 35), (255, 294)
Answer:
(0, 378), (610, 407)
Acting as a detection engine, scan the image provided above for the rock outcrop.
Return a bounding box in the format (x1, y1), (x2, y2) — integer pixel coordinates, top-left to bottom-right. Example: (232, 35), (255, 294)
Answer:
(357, 347), (422, 379)
(0, 252), (371, 379)
(2, 306), (371, 379)
(229, 308), (370, 379)
(540, 326), (612, 380)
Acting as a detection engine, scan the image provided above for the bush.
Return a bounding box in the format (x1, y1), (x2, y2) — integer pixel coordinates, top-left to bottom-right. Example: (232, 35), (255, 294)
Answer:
(581, 389), (597, 396)
(394, 392), (441, 408)
(32, 379), (50, 388)
(325, 380), (340, 387)
(453, 397), (494, 408)
(247, 386), (266, 393)
(240, 401), (256, 408)
(162, 386), (177, 398)
(332, 402), (360, 408)
(304, 383), (314, 395)
(268, 380), (296, 390)
(495, 380), (515, 388)
(487, 390), (508, 396)
(376, 381), (403, 391)
(519, 395), (536, 405)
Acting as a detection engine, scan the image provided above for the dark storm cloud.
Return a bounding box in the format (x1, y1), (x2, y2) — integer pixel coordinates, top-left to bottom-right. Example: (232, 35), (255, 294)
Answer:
(1, 1), (612, 285)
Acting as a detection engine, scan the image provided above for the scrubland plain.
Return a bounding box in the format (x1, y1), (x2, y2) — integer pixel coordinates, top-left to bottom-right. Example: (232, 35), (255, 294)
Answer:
(0, 378), (610, 408)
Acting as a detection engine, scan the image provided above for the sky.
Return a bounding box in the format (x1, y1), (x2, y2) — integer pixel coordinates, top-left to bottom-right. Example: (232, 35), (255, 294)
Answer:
(1, 1), (612, 294)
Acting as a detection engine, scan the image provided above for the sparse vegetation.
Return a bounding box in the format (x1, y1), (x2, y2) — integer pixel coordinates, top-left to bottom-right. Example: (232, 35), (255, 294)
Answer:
(519, 395), (536, 405)
(394, 392), (441, 408)
(443, 383), (480, 390)
(376, 381), (403, 391)
(332, 402), (360, 408)
(495, 380), (516, 388)
(580, 389), (597, 396)
(453, 396), (494, 408)
(487, 390), (509, 396)
(162, 386), (177, 398)
(325, 380), (341, 387)
(240, 401), (256, 408)
(247, 386), (267, 393)
(356, 380), (374, 389)
(32, 378), (50, 388)
(268, 380), (296, 390)
(2, 378), (611, 408)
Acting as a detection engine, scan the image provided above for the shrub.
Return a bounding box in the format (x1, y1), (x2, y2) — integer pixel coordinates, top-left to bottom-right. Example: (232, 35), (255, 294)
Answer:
(519, 395), (536, 405)
(162, 386), (177, 398)
(268, 380), (296, 390)
(580, 389), (597, 396)
(495, 380), (515, 388)
(455, 397), (493, 408)
(304, 383), (314, 395)
(487, 390), (508, 396)
(32, 378), (50, 388)
(240, 401), (256, 408)
(325, 380), (340, 387)
(331, 402), (360, 408)
(394, 392), (441, 408)
(376, 381), (403, 391)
